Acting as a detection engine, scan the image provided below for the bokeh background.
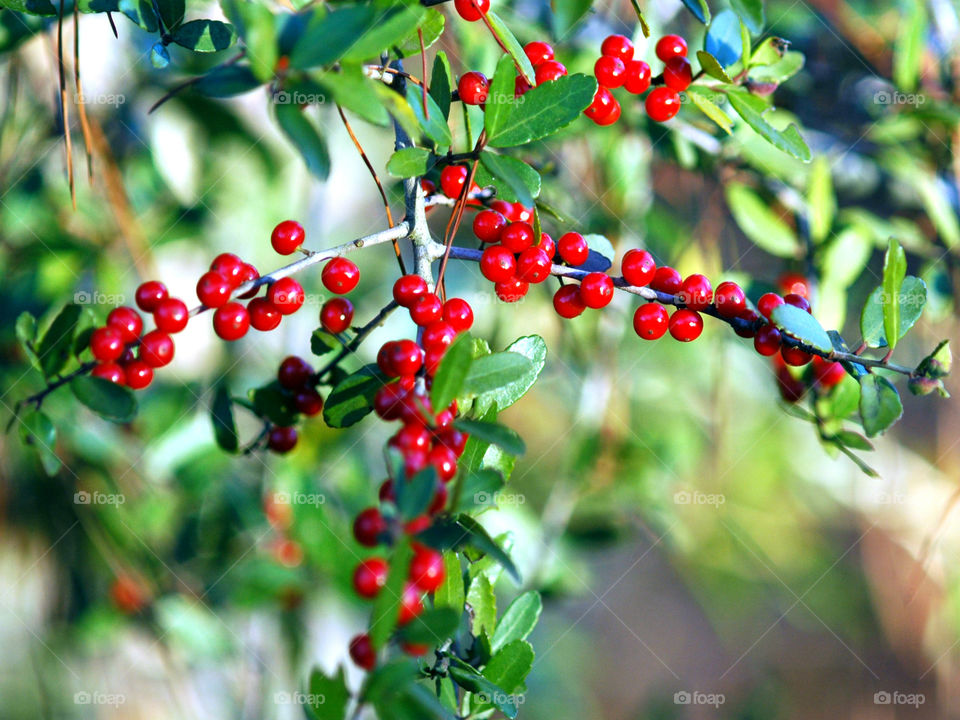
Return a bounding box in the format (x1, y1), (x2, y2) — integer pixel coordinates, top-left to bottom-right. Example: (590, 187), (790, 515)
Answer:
(2, 0), (960, 717)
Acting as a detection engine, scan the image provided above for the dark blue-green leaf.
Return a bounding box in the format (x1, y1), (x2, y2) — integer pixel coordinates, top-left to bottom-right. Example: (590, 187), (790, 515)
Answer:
(71, 375), (137, 423)
(210, 383), (238, 452)
(275, 103), (330, 179)
(37, 303), (82, 378)
(859, 375), (903, 437)
(705, 9), (742, 67)
(454, 419), (525, 456)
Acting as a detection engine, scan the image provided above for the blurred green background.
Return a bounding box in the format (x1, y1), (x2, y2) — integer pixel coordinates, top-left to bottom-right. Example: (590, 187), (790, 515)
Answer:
(2, 0), (960, 718)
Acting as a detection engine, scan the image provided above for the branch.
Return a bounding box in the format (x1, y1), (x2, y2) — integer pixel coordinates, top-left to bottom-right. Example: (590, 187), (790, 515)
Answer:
(315, 300), (400, 381)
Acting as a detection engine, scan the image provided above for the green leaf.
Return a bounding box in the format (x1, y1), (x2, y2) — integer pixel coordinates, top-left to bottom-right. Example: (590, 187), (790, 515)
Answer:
(750, 36), (788, 66)
(473, 335), (546, 415)
(18, 410), (60, 475)
(307, 666), (350, 720)
(448, 663), (518, 719)
(461, 352), (536, 402)
(485, 10), (536, 85)
(15, 311), (38, 366)
(705, 9), (742, 67)
(369, 539), (413, 649)
(727, 87), (811, 162)
(832, 430), (873, 451)
(210, 383), (238, 452)
(893, 0), (926, 92)
(323, 364), (387, 428)
(724, 182), (800, 257)
(483, 55), (518, 140)
(171, 20), (236, 52)
(431, 334), (475, 412)
(289, 5), (377, 69)
(71, 376), (138, 423)
(194, 65), (261, 98)
(483, 640), (534, 693)
(806, 156), (835, 244)
(119, 0), (158, 32)
(429, 51), (453, 119)
(394, 8), (445, 58)
(387, 147), (434, 178)
(37, 303), (82, 378)
(313, 65), (390, 127)
(454, 419), (525, 456)
(466, 574), (497, 636)
(455, 468), (505, 512)
(478, 153), (540, 207)
(310, 329), (338, 356)
(434, 551), (465, 611)
(731, 0), (764, 33)
(859, 375), (903, 437)
(820, 226), (872, 288)
(226, 2), (276, 82)
(770, 304), (833, 352)
(552, 0), (594, 37)
(406, 85), (452, 147)
(0, 0), (56, 15)
(397, 607), (460, 645)
(881, 238), (907, 352)
(340, 4), (427, 62)
(486, 74), (596, 148)
(155, 0), (184, 30)
(740, 18), (752, 66)
(680, 0), (710, 23)
(456, 514), (520, 582)
(695, 51), (733, 83)
(860, 276), (927, 348)
(396, 467), (438, 520)
(490, 591), (541, 653)
(250, 381), (298, 426)
(275, 104), (330, 180)
(685, 85), (733, 134)
(748, 51), (804, 84)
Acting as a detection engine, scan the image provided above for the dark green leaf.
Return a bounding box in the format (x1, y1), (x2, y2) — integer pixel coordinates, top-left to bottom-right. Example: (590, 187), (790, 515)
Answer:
(727, 87), (811, 161)
(770, 304), (833, 352)
(250, 381), (298, 426)
(455, 468), (505, 512)
(705, 9), (742, 67)
(483, 55), (517, 140)
(119, 0), (158, 32)
(323, 364), (387, 428)
(363, 659), (418, 705)
(194, 65), (261, 98)
(478, 152), (540, 207)
(454, 419), (525, 456)
(881, 238), (907, 351)
(831, 430), (873, 451)
(0, 0), (56, 15)
(155, 0), (184, 30)
(434, 552), (465, 611)
(15, 311), (38, 366)
(429, 51), (452, 119)
(731, 0), (763, 33)
(406, 85), (451, 147)
(275, 103), (330, 180)
(310, 329), (338, 356)
(171, 20), (237, 52)
(71, 375), (137, 423)
(695, 50), (732, 83)
(486, 74), (596, 148)
(307, 665), (350, 720)
(859, 375), (903, 437)
(394, 8), (445, 58)
(448, 663), (517, 719)
(461, 352), (535, 401)
(397, 607), (460, 645)
(211, 383), (238, 452)
(289, 5), (378, 69)
(456, 514), (520, 582)
(431, 334), (474, 413)
(369, 540), (413, 648)
(860, 276), (926, 348)
(485, 10), (536, 85)
(18, 410), (60, 475)
(490, 591), (541, 653)
(483, 640), (534, 694)
(680, 0), (710, 23)
(387, 147), (433, 178)
(396, 467), (438, 520)
(313, 65), (390, 127)
(340, 4), (427, 62)
(37, 303), (82, 378)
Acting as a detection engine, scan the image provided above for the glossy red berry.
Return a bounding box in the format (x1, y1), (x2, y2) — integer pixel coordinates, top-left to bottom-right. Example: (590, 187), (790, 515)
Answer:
(473, 210), (507, 243)
(524, 41), (554, 65)
(557, 232), (589, 266)
(645, 87), (681, 122)
(421, 178), (436, 195)
(107, 307), (143, 343)
(621, 249), (656, 287)
(778, 272), (810, 299)
(623, 60), (652, 94)
(601, 34), (634, 62)
(668, 309), (703, 341)
(322, 257), (360, 294)
(278, 356), (313, 389)
(458, 71), (489, 105)
(511, 203), (533, 223)
(594, 95), (621, 126)
(410, 293), (443, 326)
(422, 321), (457, 351)
(320, 298), (354, 334)
(267, 277), (305, 315)
(409, 545), (445, 593)
(501, 222), (534, 253)
(480, 246), (517, 283)
(139, 330), (174, 367)
(663, 56), (693, 91)
(777, 367), (807, 403)
(91, 362), (125, 384)
(757, 292), (785, 320)
(655, 34), (687, 61)
(633, 303), (669, 339)
(236, 263), (260, 298)
(553, 284), (586, 318)
(813, 357), (846, 388)
(442, 298), (473, 332)
(123, 360), (153, 390)
(271, 220), (305, 255)
(538, 232), (556, 259)
(393, 274), (429, 308)
(781, 345), (813, 366)
(428, 445), (458, 482)
(213, 302), (249, 341)
(753, 324), (782, 356)
(584, 86), (617, 123)
(534, 60), (567, 85)
(397, 583), (424, 625)
(495, 277), (529, 303)
(135, 281), (168, 312)
(440, 165), (468, 199)
(594, 55), (625, 88)
(267, 426), (298, 453)
(353, 557), (389, 598)
(679, 274), (712, 311)
(424, 346), (446, 376)
(210, 253), (245, 287)
(379, 479), (396, 503)
(196, 271), (232, 308)
(453, 0), (489, 21)
(650, 266), (682, 294)
(517, 247), (552, 283)
(154, 298), (189, 333)
(714, 281), (747, 318)
(374, 382), (407, 420)
(389, 340), (423, 376)
(354, 508), (386, 547)
(784, 293), (811, 313)
(579, 273), (614, 309)
(349, 634), (376, 671)
(248, 297), (282, 331)
(293, 389), (322, 416)
(90, 327), (124, 362)
(515, 75), (533, 97)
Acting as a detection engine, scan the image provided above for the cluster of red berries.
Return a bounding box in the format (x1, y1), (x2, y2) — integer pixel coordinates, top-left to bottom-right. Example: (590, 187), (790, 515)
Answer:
(261, 355), (327, 454)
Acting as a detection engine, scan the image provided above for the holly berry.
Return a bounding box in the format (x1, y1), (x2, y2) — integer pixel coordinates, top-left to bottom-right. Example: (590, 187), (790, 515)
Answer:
(650, 266), (682, 294)
(236, 263), (260, 298)
(409, 544), (445, 593)
(353, 557), (389, 598)
(757, 292), (785, 319)
(393, 274), (429, 308)
(553, 284), (586, 318)
(511, 203), (533, 223)
(668, 309), (703, 341)
(813, 357), (846, 388)
(655, 34), (688, 61)
(784, 293), (811, 313)
(322, 257), (360, 294)
(458, 71), (489, 105)
(248, 297), (282, 331)
(421, 178), (436, 195)
(480, 246), (517, 283)
(210, 253), (245, 287)
(679, 274), (713, 311)
(517, 247), (551, 283)
(135, 281), (168, 312)
(410, 293), (443, 326)
(440, 165), (468, 199)
(213, 302), (250, 341)
(90, 327), (125, 362)
(391, 424), (432, 454)
(453, 0), (489, 21)
(735, 309), (761, 338)
(633, 303), (669, 339)
(354, 508), (386, 547)
(584, 87), (617, 124)
(777, 365), (806, 403)
(422, 321), (457, 351)
(538, 232), (556, 259)
(92, 362), (125, 384)
(139, 330), (174, 367)
(778, 272), (810, 299)
(601, 34), (634, 62)
(645, 87), (681, 122)
(397, 583), (424, 625)
(534, 60), (567, 85)
(781, 345), (812, 367)
(402, 642), (430, 657)
(349, 633), (376, 671)
(473, 210), (507, 243)
(271, 220), (305, 255)
(278, 356), (313, 389)
(594, 56), (625, 88)
(495, 277), (529, 303)
(268, 426), (298, 453)
(107, 307), (143, 343)
(110, 575), (147, 614)
(663, 56), (693, 91)
(501, 222), (534, 253)
(579, 273), (614, 309)
(197, 271), (232, 308)
(621, 249), (656, 287)
(389, 339), (423, 376)
(524, 41), (554, 65)
(154, 298), (189, 333)
(267, 277), (305, 315)
(595, 97), (621, 126)
(123, 361), (153, 390)
(442, 298), (474, 332)
(428, 445), (458, 482)
(753, 324), (782, 355)
(623, 60), (652, 94)
(295, 390), (322, 418)
(374, 382), (406, 420)
(320, 298), (354, 334)
(557, 232), (589, 266)
(714, 281), (746, 318)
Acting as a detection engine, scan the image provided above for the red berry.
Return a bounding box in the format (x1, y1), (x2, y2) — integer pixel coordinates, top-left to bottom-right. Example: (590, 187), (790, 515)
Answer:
(778, 272), (810, 299)
(442, 298), (473, 332)
(480, 246), (517, 283)
(489, 200), (513, 217)
(353, 557), (389, 598)
(553, 284), (586, 318)
(440, 165), (468, 199)
(579, 273), (614, 308)
(402, 641), (430, 656)
(813, 357), (846, 388)
(784, 293), (811, 313)
(213, 302), (250, 341)
(123, 360), (153, 389)
(267, 277), (305, 315)
(777, 365), (807, 403)
(593, 95), (621, 126)
(248, 298), (282, 331)
(90, 327), (125, 362)
(601, 34), (634, 62)
(557, 232), (589, 266)
(410, 293), (443, 326)
(379, 479), (396, 503)
(584, 86), (617, 123)
(501, 222), (534, 253)
(354, 508), (386, 547)
(663, 56), (693, 91)
(655, 34), (687, 61)
(391, 424), (432, 454)
(374, 382), (407, 420)
(621, 249), (656, 287)
(668, 309), (703, 341)
(458, 71), (489, 105)
(538, 232), (556, 259)
(753, 324), (782, 356)
(650, 266), (682, 294)
(236, 263), (260, 299)
(393, 275), (429, 308)
(421, 178), (436, 195)
(428, 445), (458, 482)
(107, 307), (143, 343)
(735, 308), (761, 338)
(196, 271), (232, 308)
(267, 426), (298, 453)
(271, 220), (305, 255)
(424, 346), (445, 376)
(633, 303), (669, 339)
(409, 545), (445, 593)
(322, 257), (360, 294)
(139, 330), (174, 367)
(514, 75), (533, 97)
(390, 339), (423, 376)
(495, 277), (529, 303)
(517, 247), (552, 283)
(454, 0), (489, 21)
(473, 210), (507, 243)
(534, 60), (567, 85)
(154, 298), (189, 333)
(349, 634), (376, 671)
(645, 87), (681, 122)
(91, 362), (125, 384)
(679, 274), (712, 311)
(397, 583), (424, 624)
(210, 253), (245, 287)
(294, 389), (323, 416)
(524, 41), (554, 65)
(321, 298), (354, 334)
(714, 281), (746, 318)
(594, 55), (626, 88)
(422, 321), (457, 351)
(781, 344), (812, 367)
(377, 341), (399, 376)
(511, 203), (533, 223)
(623, 60), (652, 94)
(278, 356), (313, 389)
(757, 292), (785, 320)
(135, 281), (168, 312)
